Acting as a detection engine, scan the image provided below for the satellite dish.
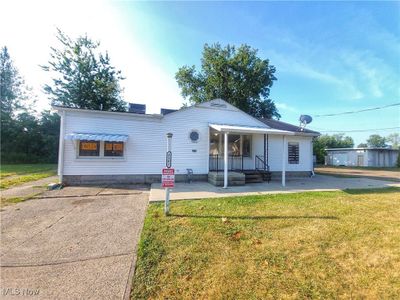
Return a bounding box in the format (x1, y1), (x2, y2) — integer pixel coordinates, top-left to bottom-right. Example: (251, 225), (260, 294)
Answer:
(299, 115), (312, 131)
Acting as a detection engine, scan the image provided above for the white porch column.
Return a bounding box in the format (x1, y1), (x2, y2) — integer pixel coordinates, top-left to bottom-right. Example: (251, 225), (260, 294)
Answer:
(282, 135), (286, 187)
(223, 132), (229, 188)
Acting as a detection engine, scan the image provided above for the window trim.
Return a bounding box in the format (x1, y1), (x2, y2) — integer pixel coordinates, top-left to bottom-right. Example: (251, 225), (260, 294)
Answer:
(75, 140), (126, 160)
(78, 140), (100, 157)
(209, 131), (252, 158)
(288, 141), (300, 164)
(242, 134), (252, 158)
(104, 141), (124, 157)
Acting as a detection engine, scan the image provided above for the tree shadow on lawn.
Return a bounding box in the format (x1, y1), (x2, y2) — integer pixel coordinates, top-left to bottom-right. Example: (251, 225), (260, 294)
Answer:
(343, 187), (400, 195)
(170, 214), (338, 220)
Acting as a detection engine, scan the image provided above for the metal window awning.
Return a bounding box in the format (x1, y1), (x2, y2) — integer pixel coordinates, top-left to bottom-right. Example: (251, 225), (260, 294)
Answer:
(65, 133), (129, 142)
(209, 123), (294, 135)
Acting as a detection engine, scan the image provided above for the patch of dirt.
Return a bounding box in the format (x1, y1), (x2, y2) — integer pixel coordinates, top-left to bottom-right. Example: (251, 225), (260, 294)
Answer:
(231, 231), (242, 241)
(315, 167), (400, 182)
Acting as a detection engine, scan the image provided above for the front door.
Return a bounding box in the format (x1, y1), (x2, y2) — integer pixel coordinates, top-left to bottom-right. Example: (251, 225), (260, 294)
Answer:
(357, 155), (364, 166)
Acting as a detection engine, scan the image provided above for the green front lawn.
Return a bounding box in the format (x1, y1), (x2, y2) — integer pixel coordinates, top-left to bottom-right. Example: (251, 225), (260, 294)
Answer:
(132, 188), (400, 299)
(0, 164), (57, 189)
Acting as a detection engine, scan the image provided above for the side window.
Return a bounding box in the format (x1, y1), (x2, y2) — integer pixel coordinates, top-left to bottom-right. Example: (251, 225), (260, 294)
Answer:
(104, 141), (124, 157)
(242, 135), (251, 157)
(79, 140), (100, 156)
(288, 142), (299, 164)
(228, 134), (241, 156)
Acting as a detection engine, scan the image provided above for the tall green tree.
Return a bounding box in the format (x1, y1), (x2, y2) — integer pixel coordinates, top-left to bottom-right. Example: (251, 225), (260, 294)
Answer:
(175, 43), (280, 119)
(38, 111), (60, 163)
(1, 46), (25, 162)
(0, 46), (25, 118)
(386, 133), (399, 149)
(0, 47), (60, 163)
(366, 134), (387, 148)
(313, 134), (354, 164)
(42, 29), (127, 112)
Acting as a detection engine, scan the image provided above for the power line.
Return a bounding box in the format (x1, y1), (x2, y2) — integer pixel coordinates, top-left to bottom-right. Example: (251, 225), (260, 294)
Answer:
(313, 126), (400, 133)
(314, 103), (400, 117)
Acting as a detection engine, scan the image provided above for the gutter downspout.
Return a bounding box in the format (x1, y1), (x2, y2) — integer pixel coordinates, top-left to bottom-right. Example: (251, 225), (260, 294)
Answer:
(310, 139), (315, 177)
(282, 135), (286, 187)
(57, 110), (66, 183)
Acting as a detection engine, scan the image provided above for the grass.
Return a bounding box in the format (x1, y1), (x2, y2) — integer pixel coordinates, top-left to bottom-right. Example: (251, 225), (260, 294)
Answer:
(0, 193), (42, 207)
(0, 164), (57, 189)
(131, 188), (400, 299)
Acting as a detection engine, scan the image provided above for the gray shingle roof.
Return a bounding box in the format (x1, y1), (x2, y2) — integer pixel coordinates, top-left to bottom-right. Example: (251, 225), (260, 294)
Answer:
(258, 118), (320, 135)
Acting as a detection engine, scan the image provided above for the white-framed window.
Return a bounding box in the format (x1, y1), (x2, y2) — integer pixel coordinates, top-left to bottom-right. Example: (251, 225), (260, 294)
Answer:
(288, 142), (299, 164)
(209, 131), (252, 157)
(242, 135), (251, 157)
(77, 140), (125, 159)
(79, 140), (100, 157)
(104, 141), (124, 157)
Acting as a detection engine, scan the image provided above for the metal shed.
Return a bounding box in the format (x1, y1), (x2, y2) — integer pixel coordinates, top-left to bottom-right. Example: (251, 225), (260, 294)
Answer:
(325, 148), (399, 167)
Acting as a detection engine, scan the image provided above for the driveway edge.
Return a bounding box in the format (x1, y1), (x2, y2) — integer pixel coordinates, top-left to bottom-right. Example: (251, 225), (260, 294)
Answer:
(123, 201), (149, 300)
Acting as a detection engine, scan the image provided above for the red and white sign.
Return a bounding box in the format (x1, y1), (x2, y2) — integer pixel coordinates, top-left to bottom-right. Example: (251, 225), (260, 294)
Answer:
(162, 168), (175, 188)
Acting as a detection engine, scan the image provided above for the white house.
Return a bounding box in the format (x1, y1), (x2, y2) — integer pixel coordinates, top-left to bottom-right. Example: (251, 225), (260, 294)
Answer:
(325, 147), (399, 167)
(54, 99), (319, 187)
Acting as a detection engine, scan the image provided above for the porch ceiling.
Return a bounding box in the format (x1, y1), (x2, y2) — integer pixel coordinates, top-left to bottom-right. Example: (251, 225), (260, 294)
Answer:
(209, 123), (294, 135)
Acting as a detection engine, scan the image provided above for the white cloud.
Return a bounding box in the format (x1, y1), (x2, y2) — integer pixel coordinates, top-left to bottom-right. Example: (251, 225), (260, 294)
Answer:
(269, 51), (364, 101)
(275, 102), (297, 112)
(0, 0), (183, 113)
(340, 50), (391, 99)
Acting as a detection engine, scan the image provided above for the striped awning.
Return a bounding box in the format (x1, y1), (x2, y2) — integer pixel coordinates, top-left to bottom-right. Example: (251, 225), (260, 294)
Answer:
(65, 133), (128, 142)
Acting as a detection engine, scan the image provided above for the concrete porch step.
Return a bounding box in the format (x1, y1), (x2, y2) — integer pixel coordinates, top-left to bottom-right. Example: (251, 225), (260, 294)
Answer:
(245, 178), (263, 183)
(245, 175), (263, 183)
(208, 171), (246, 186)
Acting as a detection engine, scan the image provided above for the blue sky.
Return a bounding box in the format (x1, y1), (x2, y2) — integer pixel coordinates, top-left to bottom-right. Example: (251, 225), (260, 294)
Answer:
(1, 1), (399, 145)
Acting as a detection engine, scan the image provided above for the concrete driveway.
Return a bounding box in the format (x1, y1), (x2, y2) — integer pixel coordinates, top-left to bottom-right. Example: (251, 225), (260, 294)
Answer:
(1, 184), (149, 299)
(150, 174), (400, 201)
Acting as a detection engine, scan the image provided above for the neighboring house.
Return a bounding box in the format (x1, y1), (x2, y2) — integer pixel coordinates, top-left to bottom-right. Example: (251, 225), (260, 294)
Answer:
(54, 99), (320, 187)
(325, 148), (399, 167)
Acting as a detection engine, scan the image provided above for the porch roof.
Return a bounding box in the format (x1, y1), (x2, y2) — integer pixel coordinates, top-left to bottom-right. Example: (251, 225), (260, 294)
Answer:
(209, 123), (294, 135)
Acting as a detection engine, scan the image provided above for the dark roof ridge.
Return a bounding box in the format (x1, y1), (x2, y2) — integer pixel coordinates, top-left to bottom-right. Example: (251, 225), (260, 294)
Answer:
(258, 117), (320, 135)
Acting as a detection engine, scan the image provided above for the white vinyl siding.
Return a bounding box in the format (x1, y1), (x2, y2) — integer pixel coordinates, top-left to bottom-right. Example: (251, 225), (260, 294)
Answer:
(61, 100), (314, 176)
(253, 135), (313, 172)
(62, 104), (264, 175)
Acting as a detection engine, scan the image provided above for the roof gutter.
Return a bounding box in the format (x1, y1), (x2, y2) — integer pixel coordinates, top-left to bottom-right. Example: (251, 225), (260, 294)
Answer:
(52, 105), (163, 120)
(293, 132), (320, 137)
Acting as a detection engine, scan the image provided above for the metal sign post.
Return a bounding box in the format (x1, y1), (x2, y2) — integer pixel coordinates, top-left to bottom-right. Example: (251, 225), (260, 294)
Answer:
(166, 151), (172, 168)
(163, 133), (173, 216)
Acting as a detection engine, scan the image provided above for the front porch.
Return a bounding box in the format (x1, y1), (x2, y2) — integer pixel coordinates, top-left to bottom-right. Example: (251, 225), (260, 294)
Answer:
(208, 123), (294, 187)
(208, 153), (272, 186)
